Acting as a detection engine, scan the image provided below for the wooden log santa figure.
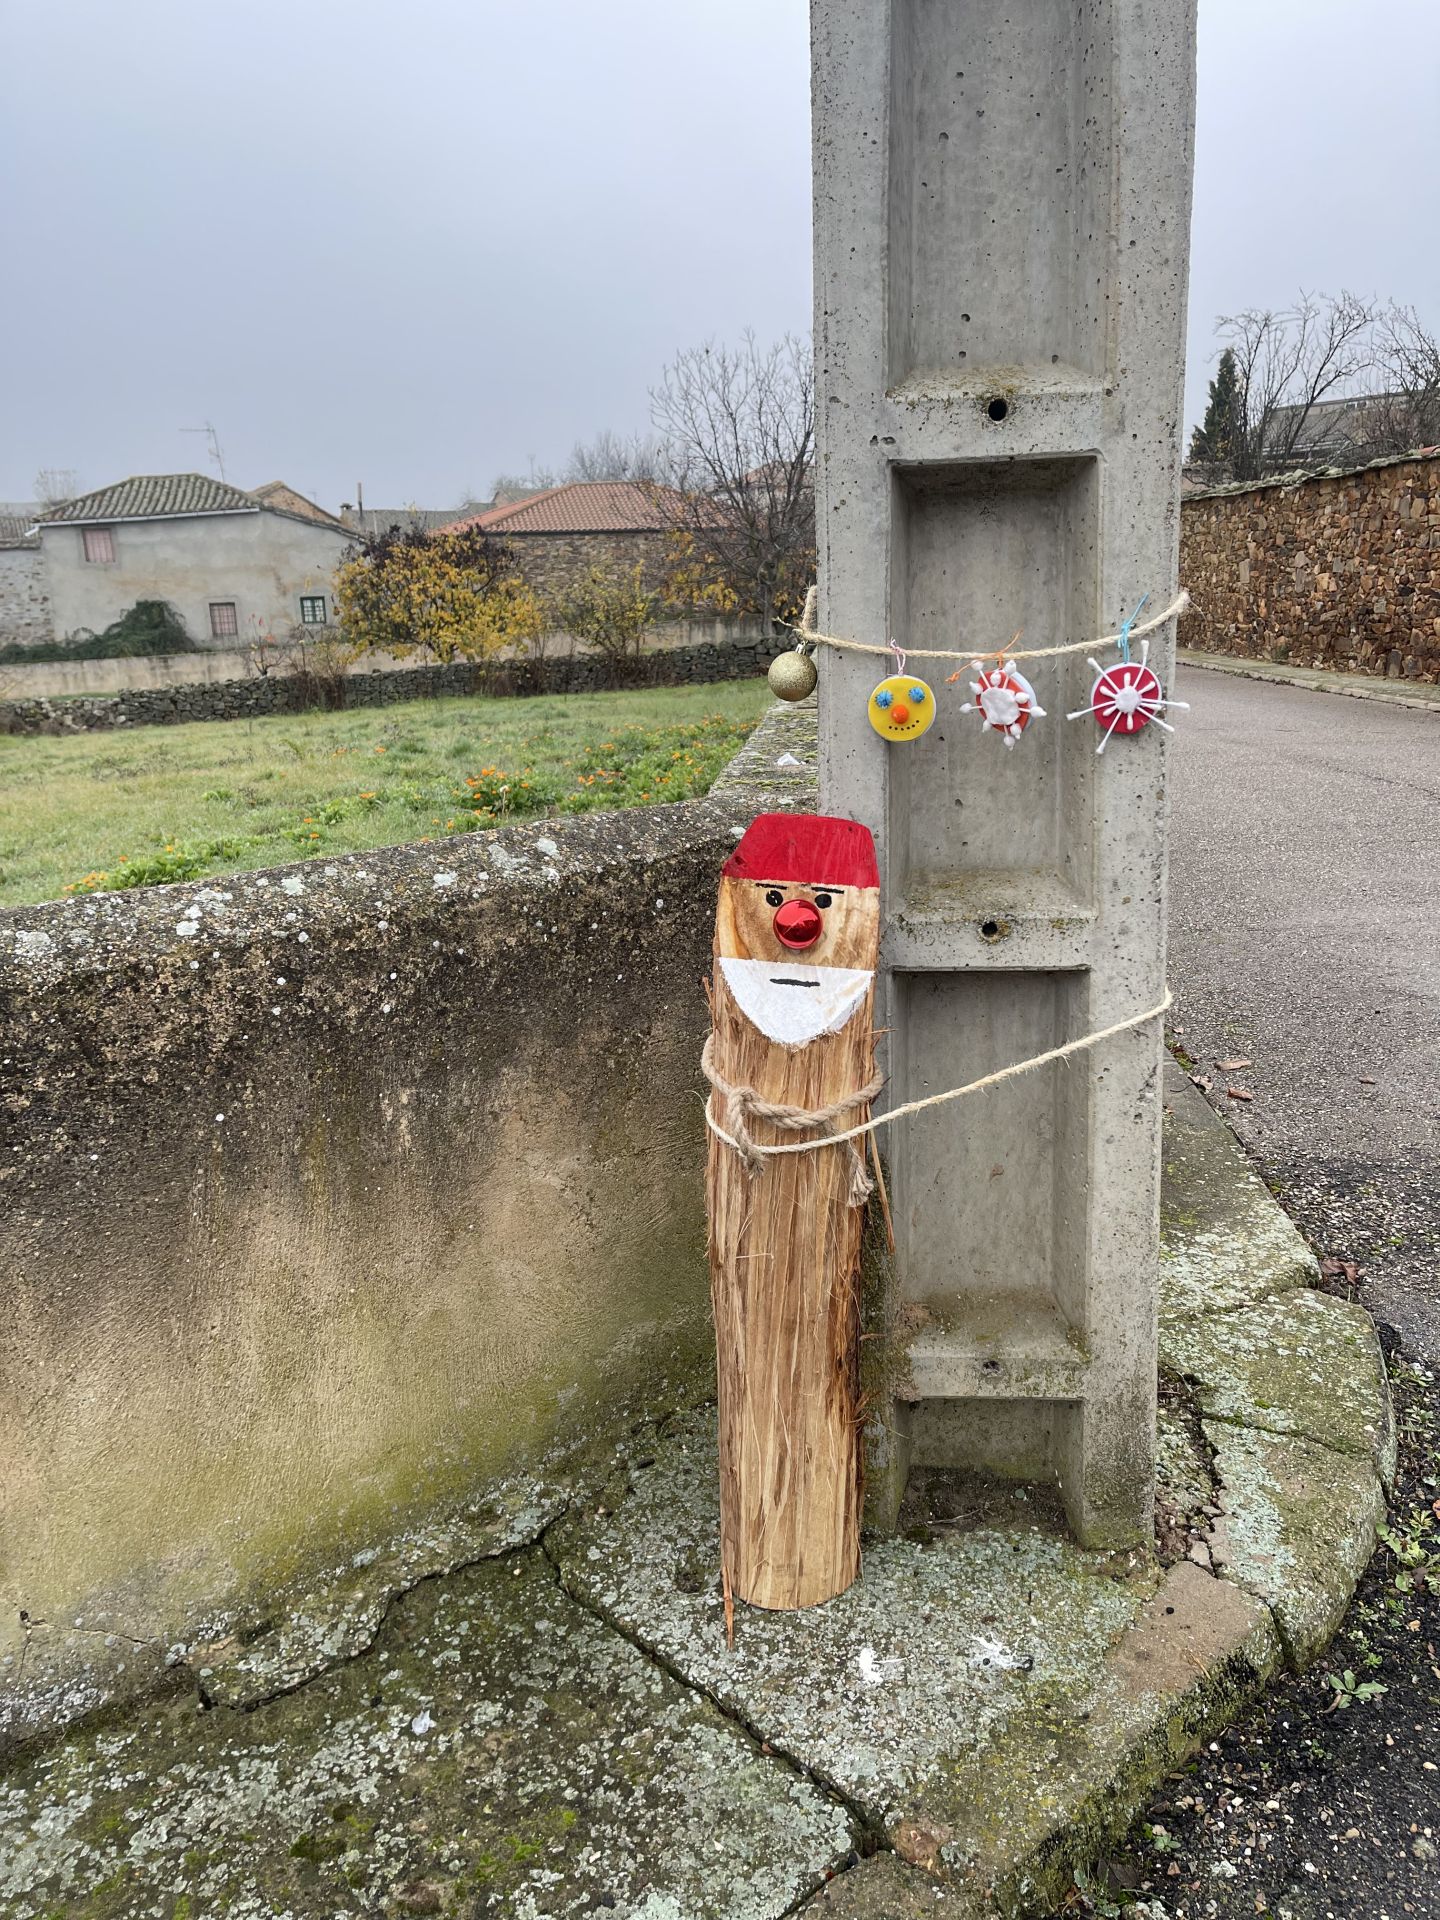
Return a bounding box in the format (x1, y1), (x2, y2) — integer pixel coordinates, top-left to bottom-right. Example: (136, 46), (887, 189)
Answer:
(704, 812), (881, 1611)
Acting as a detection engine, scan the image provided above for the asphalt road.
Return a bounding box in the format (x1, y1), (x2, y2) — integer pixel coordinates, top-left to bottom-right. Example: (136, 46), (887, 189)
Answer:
(1079, 668), (1440, 1920)
(1167, 669), (1440, 1362)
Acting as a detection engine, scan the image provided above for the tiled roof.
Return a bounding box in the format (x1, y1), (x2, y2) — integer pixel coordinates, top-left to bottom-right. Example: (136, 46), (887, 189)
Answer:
(0, 511), (39, 550)
(37, 474), (261, 524)
(248, 481), (343, 528)
(450, 481), (678, 536)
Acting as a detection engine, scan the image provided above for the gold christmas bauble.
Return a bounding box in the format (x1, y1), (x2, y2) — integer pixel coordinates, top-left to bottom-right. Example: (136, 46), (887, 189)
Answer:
(767, 650), (819, 701)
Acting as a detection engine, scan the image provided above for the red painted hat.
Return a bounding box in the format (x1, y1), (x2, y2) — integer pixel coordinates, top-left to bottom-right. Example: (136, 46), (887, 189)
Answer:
(722, 813), (879, 889)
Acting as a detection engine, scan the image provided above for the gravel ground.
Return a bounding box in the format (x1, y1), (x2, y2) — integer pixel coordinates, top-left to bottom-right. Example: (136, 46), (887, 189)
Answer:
(1062, 669), (1440, 1920)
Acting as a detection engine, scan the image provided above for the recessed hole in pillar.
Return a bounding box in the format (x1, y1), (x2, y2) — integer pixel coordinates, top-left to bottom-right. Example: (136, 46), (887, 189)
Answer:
(979, 918), (1011, 943)
(987, 397), (1009, 422)
(981, 1359), (1002, 1375)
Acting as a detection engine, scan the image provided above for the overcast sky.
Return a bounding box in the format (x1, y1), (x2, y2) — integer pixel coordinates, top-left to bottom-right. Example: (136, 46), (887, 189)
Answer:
(2, 0), (1436, 511)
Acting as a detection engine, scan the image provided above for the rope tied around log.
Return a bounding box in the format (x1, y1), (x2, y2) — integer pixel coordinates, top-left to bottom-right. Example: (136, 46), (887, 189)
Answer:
(704, 991), (1173, 1192)
(701, 1033), (883, 1207)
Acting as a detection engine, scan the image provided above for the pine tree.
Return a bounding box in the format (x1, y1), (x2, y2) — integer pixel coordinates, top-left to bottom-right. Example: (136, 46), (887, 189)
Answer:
(1189, 348), (1243, 469)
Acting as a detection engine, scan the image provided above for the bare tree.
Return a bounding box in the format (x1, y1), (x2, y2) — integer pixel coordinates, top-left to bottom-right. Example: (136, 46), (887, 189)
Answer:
(1368, 303), (1440, 454)
(33, 468), (79, 507)
(1216, 290), (1375, 480)
(649, 331), (815, 631)
(489, 460), (559, 503)
(564, 429), (664, 484)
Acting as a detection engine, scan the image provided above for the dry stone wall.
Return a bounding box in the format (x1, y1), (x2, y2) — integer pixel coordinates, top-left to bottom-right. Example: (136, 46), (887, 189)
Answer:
(1180, 451), (1440, 682)
(0, 631), (787, 735)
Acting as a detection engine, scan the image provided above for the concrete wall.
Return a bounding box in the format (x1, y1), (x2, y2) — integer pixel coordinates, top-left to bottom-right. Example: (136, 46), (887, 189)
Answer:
(1180, 451), (1440, 682)
(0, 714), (811, 1750)
(0, 547), (50, 649)
(40, 510), (353, 646)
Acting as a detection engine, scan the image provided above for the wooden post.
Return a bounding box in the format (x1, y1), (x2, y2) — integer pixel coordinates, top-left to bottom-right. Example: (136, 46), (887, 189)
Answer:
(706, 813), (880, 1610)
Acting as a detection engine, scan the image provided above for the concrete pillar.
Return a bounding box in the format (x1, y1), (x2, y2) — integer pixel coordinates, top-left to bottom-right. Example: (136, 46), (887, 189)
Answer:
(811, 0), (1197, 1548)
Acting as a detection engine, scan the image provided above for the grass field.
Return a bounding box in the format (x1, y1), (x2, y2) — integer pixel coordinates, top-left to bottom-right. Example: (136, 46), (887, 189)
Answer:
(0, 680), (771, 909)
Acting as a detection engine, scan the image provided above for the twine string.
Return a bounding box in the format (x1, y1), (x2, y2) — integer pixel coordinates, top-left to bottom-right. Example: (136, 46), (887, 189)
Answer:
(702, 1033), (883, 1205)
(704, 990), (1172, 1182)
(785, 590), (1189, 666)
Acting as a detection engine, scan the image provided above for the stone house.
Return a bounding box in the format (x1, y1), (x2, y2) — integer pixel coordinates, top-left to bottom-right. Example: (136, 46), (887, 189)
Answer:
(0, 504), (50, 649)
(34, 474), (354, 648)
(448, 481), (680, 599)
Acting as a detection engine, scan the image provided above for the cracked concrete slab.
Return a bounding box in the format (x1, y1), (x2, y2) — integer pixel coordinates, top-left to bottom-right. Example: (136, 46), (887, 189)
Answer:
(1162, 1288), (1395, 1483)
(1204, 1420), (1388, 1667)
(1161, 1068), (1318, 1319)
(552, 1413), (1282, 1913)
(0, 1549), (854, 1920)
(553, 1407), (1148, 1824)
(200, 1473), (568, 1708)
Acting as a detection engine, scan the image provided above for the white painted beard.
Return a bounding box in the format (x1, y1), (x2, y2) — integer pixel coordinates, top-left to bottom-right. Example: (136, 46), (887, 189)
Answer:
(718, 957), (875, 1050)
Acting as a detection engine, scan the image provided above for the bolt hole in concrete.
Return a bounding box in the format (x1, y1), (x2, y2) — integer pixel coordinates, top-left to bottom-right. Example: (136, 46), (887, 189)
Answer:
(986, 396), (1009, 422)
(981, 1359), (1002, 1375)
(979, 918), (1011, 942)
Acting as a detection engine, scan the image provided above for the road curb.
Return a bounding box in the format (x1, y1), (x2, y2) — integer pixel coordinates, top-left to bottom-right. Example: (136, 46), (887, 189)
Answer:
(1177, 650), (1440, 713)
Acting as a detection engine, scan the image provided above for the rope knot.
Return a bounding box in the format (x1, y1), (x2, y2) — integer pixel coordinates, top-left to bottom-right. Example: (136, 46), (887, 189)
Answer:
(701, 1034), (882, 1208)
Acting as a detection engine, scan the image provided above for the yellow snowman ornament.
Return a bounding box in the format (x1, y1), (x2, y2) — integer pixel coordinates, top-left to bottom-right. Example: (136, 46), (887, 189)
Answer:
(868, 673), (936, 742)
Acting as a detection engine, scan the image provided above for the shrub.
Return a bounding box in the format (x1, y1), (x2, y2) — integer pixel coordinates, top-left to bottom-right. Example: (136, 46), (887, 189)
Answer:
(0, 599), (198, 664)
(553, 562), (659, 660)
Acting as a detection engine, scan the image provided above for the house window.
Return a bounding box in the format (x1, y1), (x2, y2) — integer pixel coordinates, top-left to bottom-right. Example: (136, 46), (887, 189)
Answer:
(299, 595), (328, 626)
(82, 527), (115, 564)
(209, 601), (239, 639)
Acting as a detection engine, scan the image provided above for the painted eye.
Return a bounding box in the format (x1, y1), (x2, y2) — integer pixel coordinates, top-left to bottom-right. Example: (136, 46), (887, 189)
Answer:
(874, 689), (893, 709)
(909, 686), (927, 703)
(765, 888), (784, 908)
(813, 892), (833, 910)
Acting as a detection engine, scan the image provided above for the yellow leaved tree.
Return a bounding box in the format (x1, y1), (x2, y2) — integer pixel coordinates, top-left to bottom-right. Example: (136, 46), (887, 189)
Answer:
(333, 524), (544, 664)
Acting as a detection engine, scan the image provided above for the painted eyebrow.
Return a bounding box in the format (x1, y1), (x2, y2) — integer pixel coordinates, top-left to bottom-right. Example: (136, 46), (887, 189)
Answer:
(751, 883), (846, 894)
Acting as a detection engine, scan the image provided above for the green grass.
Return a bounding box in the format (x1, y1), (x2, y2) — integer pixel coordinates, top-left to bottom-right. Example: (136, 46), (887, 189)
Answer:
(0, 680), (770, 908)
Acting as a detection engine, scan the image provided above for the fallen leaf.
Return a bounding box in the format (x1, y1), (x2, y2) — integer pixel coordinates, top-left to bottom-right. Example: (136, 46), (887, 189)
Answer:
(1216, 1057), (1252, 1071)
(1358, 1075), (1377, 1085)
(1226, 1087), (1253, 1102)
(1190, 1073), (1213, 1092)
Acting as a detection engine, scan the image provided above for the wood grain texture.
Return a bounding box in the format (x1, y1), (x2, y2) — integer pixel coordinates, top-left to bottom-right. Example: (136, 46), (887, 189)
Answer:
(707, 864), (880, 1610)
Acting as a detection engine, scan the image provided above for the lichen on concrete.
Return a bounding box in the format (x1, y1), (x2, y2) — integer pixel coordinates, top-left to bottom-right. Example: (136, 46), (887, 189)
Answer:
(552, 1407), (1150, 1822)
(1204, 1420), (1387, 1668)
(1162, 1288), (1395, 1483)
(0, 1550), (853, 1919)
(1159, 1071), (1318, 1320)
(201, 1473), (568, 1708)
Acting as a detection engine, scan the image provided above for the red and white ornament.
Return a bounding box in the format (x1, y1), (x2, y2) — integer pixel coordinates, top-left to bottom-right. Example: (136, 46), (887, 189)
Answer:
(1067, 638), (1188, 753)
(957, 660), (1046, 748)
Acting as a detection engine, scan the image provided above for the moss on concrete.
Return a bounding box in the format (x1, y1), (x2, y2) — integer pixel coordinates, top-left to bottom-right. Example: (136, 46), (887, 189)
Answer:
(0, 1551), (853, 1920)
(1159, 1070), (1318, 1320)
(1204, 1421), (1387, 1669)
(1162, 1289), (1395, 1482)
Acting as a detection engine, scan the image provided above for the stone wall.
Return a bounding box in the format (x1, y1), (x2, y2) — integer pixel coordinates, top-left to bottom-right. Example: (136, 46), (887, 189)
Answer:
(502, 529), (673, 601)
(0, 630), (787, 736)
(0, 548), (50, 650)
(0, 704), (813, 1750)
(1179, 450), (1440, 682)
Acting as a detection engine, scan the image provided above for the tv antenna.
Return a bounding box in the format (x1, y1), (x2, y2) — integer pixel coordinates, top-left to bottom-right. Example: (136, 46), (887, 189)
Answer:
(182, 422), (228, 481)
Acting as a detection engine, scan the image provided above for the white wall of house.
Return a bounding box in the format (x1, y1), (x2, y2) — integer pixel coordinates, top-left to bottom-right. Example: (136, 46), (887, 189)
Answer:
(39, 511), (352, 646)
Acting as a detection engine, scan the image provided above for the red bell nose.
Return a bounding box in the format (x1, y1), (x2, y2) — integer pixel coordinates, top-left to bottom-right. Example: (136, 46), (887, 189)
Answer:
(773, 898), (823, 950)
